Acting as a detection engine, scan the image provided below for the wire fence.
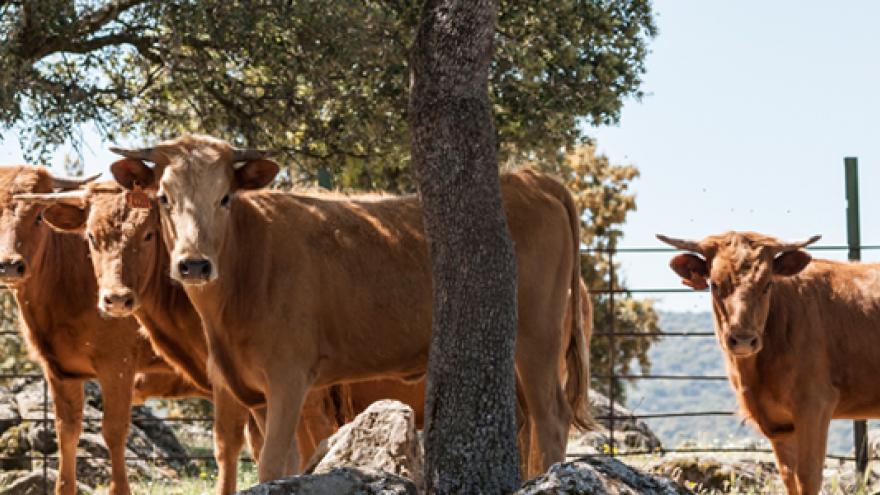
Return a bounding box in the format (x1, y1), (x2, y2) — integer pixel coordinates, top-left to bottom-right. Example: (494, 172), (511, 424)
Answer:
(2, 244), (878, 493)
(568, 243), (880, 469)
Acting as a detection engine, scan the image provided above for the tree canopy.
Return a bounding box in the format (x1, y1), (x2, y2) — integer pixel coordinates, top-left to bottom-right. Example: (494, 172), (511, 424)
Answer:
(1, 0), (655, 190)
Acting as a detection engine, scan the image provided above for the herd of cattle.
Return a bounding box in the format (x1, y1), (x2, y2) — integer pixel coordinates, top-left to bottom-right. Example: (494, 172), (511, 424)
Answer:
(0, 133), (875, 495)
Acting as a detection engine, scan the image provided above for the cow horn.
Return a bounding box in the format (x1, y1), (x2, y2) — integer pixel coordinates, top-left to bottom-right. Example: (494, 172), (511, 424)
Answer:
(656, 234), (703, 253)
(13, 190), (87, 206)
(51, 173), (101, 191)
(232, 148), (274, 166)
(109, 146), (155, 162)
(774, 234), (822, 253)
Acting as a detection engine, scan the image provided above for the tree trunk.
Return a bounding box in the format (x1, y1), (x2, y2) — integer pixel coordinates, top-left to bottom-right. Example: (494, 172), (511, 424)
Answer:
(408, 0), (520, 493)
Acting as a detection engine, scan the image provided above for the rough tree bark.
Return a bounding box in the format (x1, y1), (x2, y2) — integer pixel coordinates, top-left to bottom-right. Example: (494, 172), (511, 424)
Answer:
(408, 0), (521, 493)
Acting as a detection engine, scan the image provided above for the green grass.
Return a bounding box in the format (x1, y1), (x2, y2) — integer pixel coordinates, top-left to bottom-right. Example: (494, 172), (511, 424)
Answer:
(104, 462), (259, 495)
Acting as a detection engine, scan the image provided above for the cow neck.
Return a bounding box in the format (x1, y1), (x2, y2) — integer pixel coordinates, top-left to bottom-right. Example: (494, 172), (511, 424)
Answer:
(194, 195), (273, 324)
(135, 238), (213, 393)
(17, 227), (96, 321)
(12, 228), (99, 380)
(175, 197), (271, 408)
(721, 279), (798, 436)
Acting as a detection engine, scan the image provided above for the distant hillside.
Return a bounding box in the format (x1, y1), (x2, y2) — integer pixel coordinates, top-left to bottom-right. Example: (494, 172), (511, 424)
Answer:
(620, 311), (857, 455)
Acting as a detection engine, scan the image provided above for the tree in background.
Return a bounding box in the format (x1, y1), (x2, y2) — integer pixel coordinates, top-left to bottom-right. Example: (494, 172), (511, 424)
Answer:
(0, 0), (655, 190)
(527, 145), (660, 403)
(0, 1), (658, 403)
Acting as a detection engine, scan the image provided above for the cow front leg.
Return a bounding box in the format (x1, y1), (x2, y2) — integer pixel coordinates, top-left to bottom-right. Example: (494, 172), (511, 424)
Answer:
(213, 386), (249, 494)
(257, 373), (308, 482)
(793, 411), (832, 495)
(97, 369), (135, 495)
(769, 435), (799, 494)
(47, 377), (84, 495)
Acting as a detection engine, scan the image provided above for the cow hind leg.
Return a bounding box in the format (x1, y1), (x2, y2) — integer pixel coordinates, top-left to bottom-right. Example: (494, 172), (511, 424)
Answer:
(48, 377), (84, 495)
(257, 373), (309, 482)
(516, 324), (570, 476)
(213, 387), (249, 495)
(245, 412), (264, 464)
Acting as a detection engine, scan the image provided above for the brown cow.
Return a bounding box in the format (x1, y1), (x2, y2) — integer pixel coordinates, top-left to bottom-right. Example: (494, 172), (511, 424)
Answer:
(104, 135), (589, 481)
(657, 231), (880, 495)
(25, 175), (594, 477)
(0, 166), (188, 495)
(21, 183), (409, 471)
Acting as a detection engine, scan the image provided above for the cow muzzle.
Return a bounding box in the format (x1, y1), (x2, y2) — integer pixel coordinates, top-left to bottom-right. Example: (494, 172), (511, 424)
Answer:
(0, 256), (27, 283)
(176, 258), (215, 284)
(725, 332), (761, 357)
(99, 288), (138, 317)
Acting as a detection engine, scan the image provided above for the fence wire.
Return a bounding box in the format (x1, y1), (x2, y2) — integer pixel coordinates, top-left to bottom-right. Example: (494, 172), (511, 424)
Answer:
(2, 244), (879, 493)
(574, 244), (880, 467)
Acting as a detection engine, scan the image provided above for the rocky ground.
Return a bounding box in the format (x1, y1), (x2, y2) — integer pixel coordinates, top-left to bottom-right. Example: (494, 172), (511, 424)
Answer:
(2, 384), (878, 494)
(0, 378), (190, 494)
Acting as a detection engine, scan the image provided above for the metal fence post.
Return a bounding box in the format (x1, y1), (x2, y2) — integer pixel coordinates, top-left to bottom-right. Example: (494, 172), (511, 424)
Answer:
(317, 168), (333, 190)
(42, 376), (48, 495)
(607, 247), (616, 456)
(845, 156), (868, 475)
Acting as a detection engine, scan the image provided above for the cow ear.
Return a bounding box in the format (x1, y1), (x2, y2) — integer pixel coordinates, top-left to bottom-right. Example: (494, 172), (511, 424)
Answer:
(773, 250), (811, 276)
(669, 253), (709, 290)
(111, 159), (155, 190)
(42, 204), (87, 233)
(234, 159), (279, 190)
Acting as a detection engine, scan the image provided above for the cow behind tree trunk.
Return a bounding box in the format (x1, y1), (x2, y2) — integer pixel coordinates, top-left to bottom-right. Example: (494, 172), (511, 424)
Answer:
(409, 0), (521, 492)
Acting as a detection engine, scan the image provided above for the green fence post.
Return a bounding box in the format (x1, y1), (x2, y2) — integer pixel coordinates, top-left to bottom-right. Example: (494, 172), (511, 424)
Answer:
(318, 168), (333, 190)
(845, 156), (868, 475)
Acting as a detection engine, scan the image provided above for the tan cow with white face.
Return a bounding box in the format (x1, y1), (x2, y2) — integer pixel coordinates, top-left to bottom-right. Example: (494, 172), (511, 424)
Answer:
(104, 134), (590, 482)
(659, 231), (880, 495)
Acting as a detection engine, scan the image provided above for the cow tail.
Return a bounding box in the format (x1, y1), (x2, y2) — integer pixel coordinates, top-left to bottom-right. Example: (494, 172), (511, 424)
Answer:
(559, 179), (594, 431)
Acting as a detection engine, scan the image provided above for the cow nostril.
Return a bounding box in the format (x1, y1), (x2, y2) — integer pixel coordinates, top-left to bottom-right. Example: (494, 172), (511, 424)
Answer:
(103, 296), (113, 306)
(748, 337), (759, 348)
(14, 263), (24, 275)
(200, 262), (212, 278)
(124, 298), (134, 309)
(178, 260), (190, 276)
(726, 336), (738, 349)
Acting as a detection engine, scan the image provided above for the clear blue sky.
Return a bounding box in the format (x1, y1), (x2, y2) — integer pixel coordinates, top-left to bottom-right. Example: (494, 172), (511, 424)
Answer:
(1, 1), (879, 311)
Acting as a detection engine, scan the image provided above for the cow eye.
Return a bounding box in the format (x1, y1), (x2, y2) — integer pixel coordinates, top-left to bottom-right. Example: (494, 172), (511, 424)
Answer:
(158, 193), (170, 207)
(220, 194), (231, 208)
(144, 232), (154, 242)
(88, 233), (96, 247)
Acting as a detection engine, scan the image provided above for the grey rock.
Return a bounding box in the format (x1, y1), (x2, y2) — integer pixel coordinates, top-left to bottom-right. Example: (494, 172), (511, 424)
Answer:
(0, 469), (92, 495)
(645, 455), (778, 493)
(0, 395), (18, 435)
(309, 400), (423, 490)
(236, 467), (418, 495)
(0, 425), (31, 470)
(569, 389), (662, 454)
(517, 456), (693, 495)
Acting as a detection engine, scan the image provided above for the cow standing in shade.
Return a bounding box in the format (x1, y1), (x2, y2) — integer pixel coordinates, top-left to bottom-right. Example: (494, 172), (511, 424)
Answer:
(103, 134), (590, 481)
(22, 155), (595, 480)
(19, 182), (423, 475)
(658, 231), (880, 495)
(0, 166), (197, 495)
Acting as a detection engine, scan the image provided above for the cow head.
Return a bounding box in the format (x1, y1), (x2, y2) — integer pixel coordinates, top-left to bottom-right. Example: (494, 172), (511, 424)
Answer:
(657, 231), (820, 358)
(0, 166), (98, 286)
(108, 135), (278, 286)
(17, 185), (161, 317)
